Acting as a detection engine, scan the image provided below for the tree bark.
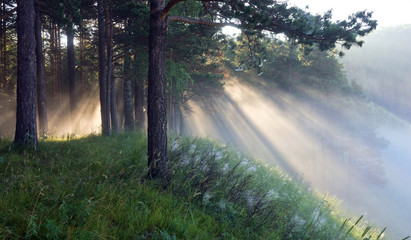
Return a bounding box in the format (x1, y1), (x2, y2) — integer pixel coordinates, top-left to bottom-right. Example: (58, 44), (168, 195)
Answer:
(123, 36), (134, 130)
(0, 0), (3, 88)
(179, 104), (184, 135)
(167, 81), (175, 132)
(147, 0), (168, 179)
(110, 66), (119, 133)
(57, 26), (63, 105)
(134, 75), (145, 128)
(49, 21), (56, 101)
(106, 1), (118, 133)
(35, 6), (48, 137)
(67, 22), (76, 127)
(98, 0), (110, 135)
(2, 0), (8, 90)
(14, 0), (38, 148)
(79, 20), (86, 95)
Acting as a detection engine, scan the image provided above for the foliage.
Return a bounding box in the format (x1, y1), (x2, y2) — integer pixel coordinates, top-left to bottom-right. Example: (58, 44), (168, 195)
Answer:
(202, 0), (376, 55)
(167, 136), (390, 239)
(166, 60), (192, 101)
(225, 33), (362, 96)
(0, 132), (398, 239)
(343, 25), (411, 122)
(0, 20), (17, 91)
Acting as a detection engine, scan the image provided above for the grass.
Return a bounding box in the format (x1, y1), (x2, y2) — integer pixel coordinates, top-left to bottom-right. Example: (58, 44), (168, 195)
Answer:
(0, 131), (400, 239)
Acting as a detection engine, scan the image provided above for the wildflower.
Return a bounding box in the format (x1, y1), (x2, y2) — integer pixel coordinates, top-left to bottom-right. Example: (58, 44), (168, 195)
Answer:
(240, 158), (249, 166)
(317, 216), (326, 230)
(218, 200), (226, 210)
(170, 141), (179, 151)
(200, 164), (210, 172)
(203, 192), (212, 204)
(247, 195), (256, 207)
(312, 208), (320, 221)
(215, 151), (223, 161)
(181, 158), (190, 166)
(267, 189), (279, 199)
(292, 214), (306, 229)
(247, 166), (257, 173)
(189, 144), (196, 154)
(222, 163), (229, 172)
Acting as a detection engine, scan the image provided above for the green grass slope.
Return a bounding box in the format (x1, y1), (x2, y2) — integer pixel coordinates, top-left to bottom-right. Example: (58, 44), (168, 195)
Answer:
(0, 132), (389, 239)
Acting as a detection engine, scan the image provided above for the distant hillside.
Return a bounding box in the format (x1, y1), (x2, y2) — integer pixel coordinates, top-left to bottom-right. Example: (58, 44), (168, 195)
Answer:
(342, 25), (411, 122)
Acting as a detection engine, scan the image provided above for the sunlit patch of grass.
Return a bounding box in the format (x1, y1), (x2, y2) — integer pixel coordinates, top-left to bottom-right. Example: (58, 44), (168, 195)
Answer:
(167, 135), (399, 239)
(0, 131), (406, 239)
(0, 132), (237, 239)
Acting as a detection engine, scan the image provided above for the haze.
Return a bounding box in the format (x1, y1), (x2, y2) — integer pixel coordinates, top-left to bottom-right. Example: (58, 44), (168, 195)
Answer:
(1, 0), (411, 238)
(291, 0), (411, 27)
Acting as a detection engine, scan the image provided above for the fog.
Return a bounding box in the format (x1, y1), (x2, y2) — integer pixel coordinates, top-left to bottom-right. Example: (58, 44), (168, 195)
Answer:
(0, 87), (101, 138)
(1, 25), (411, 238)
(183, 75), (410, 238)
(2, 72), (409, 237)
(342, 25), (411, 122)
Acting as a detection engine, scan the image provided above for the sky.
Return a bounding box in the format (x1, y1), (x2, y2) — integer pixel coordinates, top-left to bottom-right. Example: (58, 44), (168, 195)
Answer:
(290, 0), (411, 27)
(222, 0), (411, 34)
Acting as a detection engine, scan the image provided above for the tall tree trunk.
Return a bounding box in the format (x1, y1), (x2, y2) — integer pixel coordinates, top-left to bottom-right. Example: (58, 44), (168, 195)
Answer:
(0, 0), (3, 88)
(14, 0), (38, 148)
(110, 67), (119, 133)
(49, 21), (56, 101)
(172, 92), (178, 132)
(123, 41), (134, 130)
(67, 23), (76, 128)
(79, 20), (86, 95)
(35, 6), (48, 136)
(147, 0), (168, 179)
(134, 76), (144, 128)
(2, 1), (8, 90)
(167, 81), (174, 132)
(57, 26), (63, 105)
(98, 0), (110, 135)
(179, 104), (184, 135)
(106, 1), (118, 133)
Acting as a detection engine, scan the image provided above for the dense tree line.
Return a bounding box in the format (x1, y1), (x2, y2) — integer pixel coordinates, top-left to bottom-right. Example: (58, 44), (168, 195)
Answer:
(343, 25), (411, 122)
(2, 0), (376, 180)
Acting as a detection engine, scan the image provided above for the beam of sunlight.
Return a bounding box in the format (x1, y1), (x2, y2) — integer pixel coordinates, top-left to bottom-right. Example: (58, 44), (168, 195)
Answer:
(183, 75), (410, 238)
(0, 86), (102, 139)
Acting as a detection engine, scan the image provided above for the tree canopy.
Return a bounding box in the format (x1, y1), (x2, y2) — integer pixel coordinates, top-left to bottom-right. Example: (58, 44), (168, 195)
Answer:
(4, 0), (377, 179)
(145, 0), (377, 180)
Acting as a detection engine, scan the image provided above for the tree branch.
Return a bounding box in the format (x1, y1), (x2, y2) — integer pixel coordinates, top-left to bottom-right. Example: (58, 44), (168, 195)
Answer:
(1, 7), (16, 20)
(168, 15), (237, 28)
(161, 0), (187, 20)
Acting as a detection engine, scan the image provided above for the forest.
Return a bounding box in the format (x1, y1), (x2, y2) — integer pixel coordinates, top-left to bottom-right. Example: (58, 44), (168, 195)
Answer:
(343, 25), (411, 122)
(1, 0), (410, 239)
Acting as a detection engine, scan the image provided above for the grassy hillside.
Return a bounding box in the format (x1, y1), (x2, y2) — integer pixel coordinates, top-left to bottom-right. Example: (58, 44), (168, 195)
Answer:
(0, 132), (388, 239)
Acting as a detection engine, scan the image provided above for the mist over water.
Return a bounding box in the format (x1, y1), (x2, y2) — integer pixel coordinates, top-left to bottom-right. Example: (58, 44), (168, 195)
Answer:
(377, 126), (411, 236)
(184, 76), (411, 238)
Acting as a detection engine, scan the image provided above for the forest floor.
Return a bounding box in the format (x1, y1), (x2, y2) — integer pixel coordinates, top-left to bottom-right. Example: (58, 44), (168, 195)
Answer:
(0, 131), (388, 239)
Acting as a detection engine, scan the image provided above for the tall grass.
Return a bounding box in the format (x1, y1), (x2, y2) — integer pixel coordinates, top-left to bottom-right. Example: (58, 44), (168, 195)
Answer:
(0, 132), (403, 239)
(166, 136), (391, 240)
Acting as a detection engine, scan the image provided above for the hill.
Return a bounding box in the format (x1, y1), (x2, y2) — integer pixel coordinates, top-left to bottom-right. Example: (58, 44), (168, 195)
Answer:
(342, 25), (411, 122)
(0, 132), (387, 239)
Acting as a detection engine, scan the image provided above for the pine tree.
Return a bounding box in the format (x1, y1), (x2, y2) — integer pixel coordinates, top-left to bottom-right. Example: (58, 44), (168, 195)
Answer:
(146, 0), (377, 180)
(14, 0), (37, 148)
(35, 4), (48, 137)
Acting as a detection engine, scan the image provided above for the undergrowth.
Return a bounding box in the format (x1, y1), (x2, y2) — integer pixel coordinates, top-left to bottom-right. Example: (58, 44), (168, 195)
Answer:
(0, 131), (406, 239)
